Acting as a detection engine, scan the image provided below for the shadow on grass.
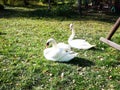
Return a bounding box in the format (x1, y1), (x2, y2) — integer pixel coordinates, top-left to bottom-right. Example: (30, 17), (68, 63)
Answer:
(0, 5), (78, 19)
(108, 61), (120, 67)
(89, 47), (105, 52)
(0, 32), (7, 35)
(0, 5), (119, 23)
(65, 57), (95, 67)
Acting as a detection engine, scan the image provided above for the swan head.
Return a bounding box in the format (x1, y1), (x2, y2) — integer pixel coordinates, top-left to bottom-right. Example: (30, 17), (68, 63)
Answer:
(69, 23), (73, 30)
(46, 38), (56, 48)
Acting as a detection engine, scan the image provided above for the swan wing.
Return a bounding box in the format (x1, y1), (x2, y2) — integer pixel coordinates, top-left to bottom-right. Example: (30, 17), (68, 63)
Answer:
(44, 47), (77, 62)
(69, 39), (95, 49)
(56, 49), (78, 62)
(43, 47), (62, 61)
(57, 42), (71, 51)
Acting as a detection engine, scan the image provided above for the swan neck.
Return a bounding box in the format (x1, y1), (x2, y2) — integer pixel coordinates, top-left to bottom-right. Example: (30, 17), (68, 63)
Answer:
(68, 28), (75, 42)
(52, 40), (57, 48)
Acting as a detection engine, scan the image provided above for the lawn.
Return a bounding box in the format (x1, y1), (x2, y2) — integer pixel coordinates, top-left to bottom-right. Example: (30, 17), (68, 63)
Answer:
(0, 6), (120, 90)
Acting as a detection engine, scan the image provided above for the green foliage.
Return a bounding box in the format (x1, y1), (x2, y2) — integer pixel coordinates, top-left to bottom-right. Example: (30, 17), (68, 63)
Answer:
(1, 0), (76, 6)
(1, 0), (40, 6)
(54, 5), (77, 17)
(41, 0), (55, 3)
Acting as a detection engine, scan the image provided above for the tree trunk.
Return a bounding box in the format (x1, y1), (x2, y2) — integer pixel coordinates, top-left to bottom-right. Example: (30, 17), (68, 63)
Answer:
(61, 0), (64, 4)
(48, 0), (51, 10)
(78, 0), (82, 15)
(114, 0), (120, 13)
(85, 0), (88, 9)
(24, 0), (29, 6)
(3, 0), (8, 5)
(10, 0), (14, 6)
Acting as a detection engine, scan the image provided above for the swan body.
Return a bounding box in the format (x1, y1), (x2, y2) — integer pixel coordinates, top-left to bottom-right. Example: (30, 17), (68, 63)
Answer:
(57, 42), (71, 52)
(68, 24), (95, 50)
(44, 38), (77, 62)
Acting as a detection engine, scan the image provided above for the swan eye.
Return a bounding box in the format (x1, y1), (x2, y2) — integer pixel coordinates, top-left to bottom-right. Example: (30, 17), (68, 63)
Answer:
(46, 42), (49, 46)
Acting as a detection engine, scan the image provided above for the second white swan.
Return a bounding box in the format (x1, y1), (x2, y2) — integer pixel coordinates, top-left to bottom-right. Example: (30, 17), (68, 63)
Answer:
(68, 24), (96, 50)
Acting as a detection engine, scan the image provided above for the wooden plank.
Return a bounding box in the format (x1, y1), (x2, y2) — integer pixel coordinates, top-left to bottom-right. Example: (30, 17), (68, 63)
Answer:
(100, 37), (120, 51)
(107, 17), (120, 40)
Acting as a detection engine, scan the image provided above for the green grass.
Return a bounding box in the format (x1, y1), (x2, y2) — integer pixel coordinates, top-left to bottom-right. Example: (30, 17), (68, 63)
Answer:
(0, 6), (120, 90)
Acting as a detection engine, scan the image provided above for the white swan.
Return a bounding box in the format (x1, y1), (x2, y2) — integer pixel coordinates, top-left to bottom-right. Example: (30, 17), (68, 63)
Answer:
(68, 24), (96, 50)
(43, 38), (78, 62)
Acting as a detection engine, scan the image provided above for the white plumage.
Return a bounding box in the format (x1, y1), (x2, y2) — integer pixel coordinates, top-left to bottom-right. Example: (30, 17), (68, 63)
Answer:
(68, 24), (96, 50)
(57, 42), (71, 52)
(43, 38), (77, 62)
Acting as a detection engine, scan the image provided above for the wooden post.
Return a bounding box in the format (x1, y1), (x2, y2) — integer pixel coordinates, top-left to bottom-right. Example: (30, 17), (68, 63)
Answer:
(107, 17), (120, 40)
(100, 17), (120, 51)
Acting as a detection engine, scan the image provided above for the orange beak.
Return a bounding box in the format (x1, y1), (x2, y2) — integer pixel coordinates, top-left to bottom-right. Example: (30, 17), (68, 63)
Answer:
(46, 45), (48, 48)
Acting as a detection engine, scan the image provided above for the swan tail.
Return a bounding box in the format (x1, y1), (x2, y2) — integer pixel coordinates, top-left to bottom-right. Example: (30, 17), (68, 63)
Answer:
(78, 44), (96, 50)
(86, 45), (96, 49)
(90, 45), (96, 48)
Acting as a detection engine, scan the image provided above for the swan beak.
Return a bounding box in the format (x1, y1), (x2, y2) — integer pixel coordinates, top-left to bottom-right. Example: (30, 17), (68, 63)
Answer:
(46, 45), (48, 48)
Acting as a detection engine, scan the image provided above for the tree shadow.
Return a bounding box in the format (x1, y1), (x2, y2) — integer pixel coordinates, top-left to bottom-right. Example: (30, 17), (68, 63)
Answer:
(84, 11), (120, 23)
(107, 61), (120, 67)
(0, 5), (119, 23)
(64, 57), (95, 67)
(89, 47), (104, 52)
(0, 5), (77, 19)
(0, 32), (7, 35)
